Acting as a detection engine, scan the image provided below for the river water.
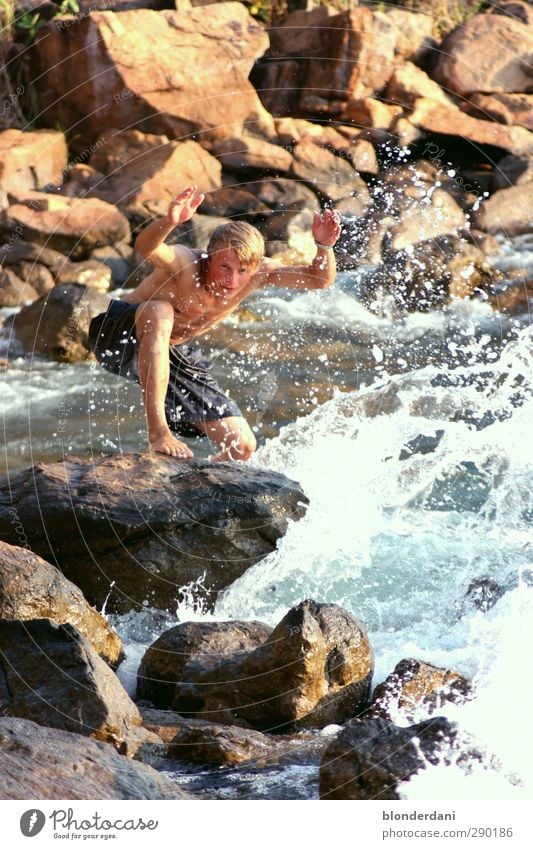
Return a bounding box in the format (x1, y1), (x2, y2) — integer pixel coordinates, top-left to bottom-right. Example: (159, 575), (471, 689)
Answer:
(1, 238), (532, 800)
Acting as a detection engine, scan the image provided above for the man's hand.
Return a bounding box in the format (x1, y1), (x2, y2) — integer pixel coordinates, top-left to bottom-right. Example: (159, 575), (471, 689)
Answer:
(312, 208), (342, 247)
(167, 186), (205, 227)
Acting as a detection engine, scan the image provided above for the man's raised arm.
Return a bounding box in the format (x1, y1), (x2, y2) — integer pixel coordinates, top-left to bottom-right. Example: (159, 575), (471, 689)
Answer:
(256, 208), (342, 291)
(134, 185), (205, 272)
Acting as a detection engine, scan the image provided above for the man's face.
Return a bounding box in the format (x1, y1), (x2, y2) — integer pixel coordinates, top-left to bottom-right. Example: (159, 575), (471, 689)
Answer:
(206, 247), (256, 301)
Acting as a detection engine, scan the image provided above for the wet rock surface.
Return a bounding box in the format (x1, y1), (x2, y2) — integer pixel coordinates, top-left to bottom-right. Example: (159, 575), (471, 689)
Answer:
(173, 600), (374, 731)
(0, 618), (158, 756)
(137, 619), (272, 707)
(0, 541), (123, 667)
(0, 453), (308, 614)
(319, 716), (459, 800)
(0, 717), (193, 799)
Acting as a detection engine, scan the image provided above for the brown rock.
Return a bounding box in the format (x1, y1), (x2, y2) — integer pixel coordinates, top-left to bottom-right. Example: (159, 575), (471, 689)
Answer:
(379, 233), (491, 310)
(0, 267), (39, 307)
(14, 283), (110, 362)
(342, 97), (403, 132)
(388, 189), (466, 251)
(374, 8), (435, 63)
(0, 540), (123, 667)
(291, 138), (368, 202)
(254, 5), (396, 118)
(211, 135), (293, 175)
(247, 178), (319, 211)
(142, 708), (275, 766)
(17, 261), (55, 296)
(492, 0), (533, 25)
(137, 620), (272, 708)
(0, 619), (157, 756)
(0, 717), (192, 799)
(386, 62), (452, 109)
(320, 716), (459, 800)
(90, 241), (134, 287)
(433, 13), (533, 97)
(32, 7), (273, 148)
(475, 183), (533, 237)
(173, 600), (374, 731)
(0, 194), (131, 259)
(59, 163), (106, 198)
(89, 130), (222, 211)
(52, 258), (112, 291)
(0, 129), (67, 208)
(0, 238), (67, 268)
(467, 93), (533, 132)
(493, 153), (533, 190)
(0, 454), (308, 615)
(409, 98), (533, 155)
(199, 186), (270, 219)
(370, 658), (471, 720)
(489, 276), (533, 315)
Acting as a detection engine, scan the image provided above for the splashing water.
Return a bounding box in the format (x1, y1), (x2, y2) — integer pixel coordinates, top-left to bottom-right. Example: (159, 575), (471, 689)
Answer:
(215, 326), (533, 798)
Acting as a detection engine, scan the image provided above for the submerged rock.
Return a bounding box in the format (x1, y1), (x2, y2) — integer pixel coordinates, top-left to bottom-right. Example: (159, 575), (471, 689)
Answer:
(0, 619), (157, 757)
(173, 600), (374, 731)
(370, 658), (471, 721)
(0, 717), (192, 799)
(13, 283), (110, 362)
(0, 453), (308, 614)
(0, 541), (123, 667)
(137, 620), (272, 708)
(319, 716), (458, 800)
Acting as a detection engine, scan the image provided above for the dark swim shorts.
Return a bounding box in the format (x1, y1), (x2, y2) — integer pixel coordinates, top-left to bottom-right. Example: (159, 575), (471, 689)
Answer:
(88, 299), (242, 438)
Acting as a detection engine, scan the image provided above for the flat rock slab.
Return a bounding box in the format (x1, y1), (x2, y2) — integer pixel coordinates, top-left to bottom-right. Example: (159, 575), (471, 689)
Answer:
(0, 717), (192, 799)
(0, 453), (308, 613)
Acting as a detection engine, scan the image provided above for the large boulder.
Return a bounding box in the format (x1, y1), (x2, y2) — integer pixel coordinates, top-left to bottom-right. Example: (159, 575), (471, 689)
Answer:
(0, 717), (192, 799)
(386, 62), (452, 109)
(408, 99), (533, 155)
(13, 283), (110, 362)
(0, 619), (158, 756)
(373, 7), (435, 64)
(31, 6), (273, 148)
(173, 600), (374, 731)
(0, 129), (67, 208)
(474, 184), (533, 237)
(433, 14), (533, 97)
(88, 130), (222, 213)
(0, 267), (39, 308)
(0, 453), (308, 614)
(137, 619), (272, 707)
(467, 93), (533, 132)
(319, 716), (458, 800)
(0, 192), (131, 259)
(211, 134), (293, 175)
(0, 540), (123, 667)
(253, 5), (396, 118)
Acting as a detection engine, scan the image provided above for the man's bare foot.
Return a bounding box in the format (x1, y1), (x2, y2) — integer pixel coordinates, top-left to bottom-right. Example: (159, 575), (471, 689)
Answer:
(150, 431), (194, 459)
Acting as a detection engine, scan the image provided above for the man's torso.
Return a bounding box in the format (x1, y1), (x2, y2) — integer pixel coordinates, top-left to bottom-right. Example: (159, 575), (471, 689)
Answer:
(120, 247), (262, 344)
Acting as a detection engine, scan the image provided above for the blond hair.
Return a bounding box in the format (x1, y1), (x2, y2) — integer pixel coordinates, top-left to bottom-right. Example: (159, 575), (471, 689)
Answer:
(207, 221), (264, 269)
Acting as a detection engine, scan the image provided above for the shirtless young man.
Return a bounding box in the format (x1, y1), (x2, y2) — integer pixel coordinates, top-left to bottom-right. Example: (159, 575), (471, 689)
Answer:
(88, 185), (341, 461)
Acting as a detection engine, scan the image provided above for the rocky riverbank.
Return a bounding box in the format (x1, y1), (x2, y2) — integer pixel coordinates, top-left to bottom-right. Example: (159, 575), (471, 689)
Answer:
(0, 0), (531, 334)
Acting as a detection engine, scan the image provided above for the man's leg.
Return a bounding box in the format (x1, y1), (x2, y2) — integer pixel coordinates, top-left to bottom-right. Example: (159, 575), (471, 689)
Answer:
(191, 416), (257, 461)
(135, 301), (194, 459)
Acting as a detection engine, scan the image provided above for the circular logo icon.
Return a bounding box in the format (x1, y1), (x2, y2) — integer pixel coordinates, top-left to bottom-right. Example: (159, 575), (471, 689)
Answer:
(20, 810), (46, 837)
